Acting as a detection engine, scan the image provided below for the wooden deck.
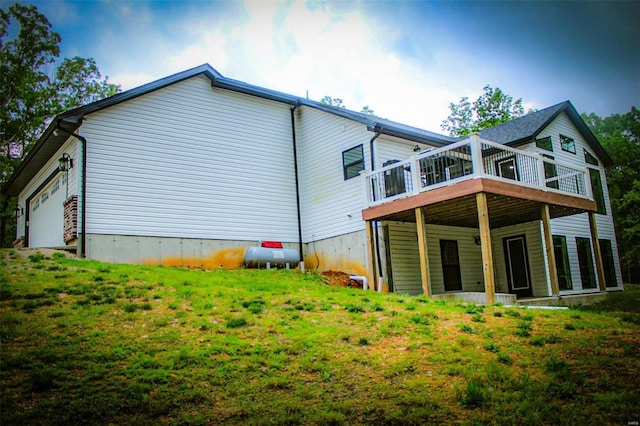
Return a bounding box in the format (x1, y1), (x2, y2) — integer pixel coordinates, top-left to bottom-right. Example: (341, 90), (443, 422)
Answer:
(362, 177), (597, 228)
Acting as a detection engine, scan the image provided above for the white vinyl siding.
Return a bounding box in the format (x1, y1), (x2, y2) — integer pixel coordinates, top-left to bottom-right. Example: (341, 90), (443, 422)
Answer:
(17, 139), (79, 245)
(386, 223), (484, 296)
(491, 221), (547, 297)
(296, 107), (372, 242)
(522, 112), (623, 290)
(375, 137), (433, 170)
(80, 75), (299, 242)
(386, 221), (422, 295)
(426, 225), (484, 294)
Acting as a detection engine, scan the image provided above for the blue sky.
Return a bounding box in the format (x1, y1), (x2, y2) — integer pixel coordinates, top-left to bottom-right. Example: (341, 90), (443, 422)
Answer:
(14, 0), (640, 132)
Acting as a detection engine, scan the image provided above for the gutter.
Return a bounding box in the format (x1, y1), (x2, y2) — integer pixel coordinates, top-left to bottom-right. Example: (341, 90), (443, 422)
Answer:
(290, 104), (304, 269)
(54, 121), (88, 258)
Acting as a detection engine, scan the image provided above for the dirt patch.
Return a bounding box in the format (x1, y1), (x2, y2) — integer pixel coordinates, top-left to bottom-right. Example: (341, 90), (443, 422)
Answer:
(321, 270), (363, 289)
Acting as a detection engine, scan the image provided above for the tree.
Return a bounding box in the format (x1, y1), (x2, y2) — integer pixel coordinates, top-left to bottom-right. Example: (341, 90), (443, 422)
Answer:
(0, 3), (120, 247)
(441, 85), (528, 137)
(320, 95), (345, 108)
(582, 107), (640, 283)
(360, 105), (375, 116)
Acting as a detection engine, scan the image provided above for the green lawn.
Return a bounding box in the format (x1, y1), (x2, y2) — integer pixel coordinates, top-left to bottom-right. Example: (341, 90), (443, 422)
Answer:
(1, 249), (639, 425)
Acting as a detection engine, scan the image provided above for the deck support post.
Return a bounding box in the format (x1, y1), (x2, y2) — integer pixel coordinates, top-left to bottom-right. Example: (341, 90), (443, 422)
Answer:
(541, 204), (560, 296)
(365, 220), (377, 291)
(588, 212), (607, 292)
(415, 207), (430, 296)
(476, 192), (495, 304)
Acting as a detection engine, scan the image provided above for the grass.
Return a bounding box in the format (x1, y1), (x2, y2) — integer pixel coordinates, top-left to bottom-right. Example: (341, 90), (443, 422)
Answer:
(1, 249), (640, 425)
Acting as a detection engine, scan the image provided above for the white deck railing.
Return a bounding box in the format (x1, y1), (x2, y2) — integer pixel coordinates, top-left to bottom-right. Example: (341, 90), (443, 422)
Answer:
(363, 135), (592, 207)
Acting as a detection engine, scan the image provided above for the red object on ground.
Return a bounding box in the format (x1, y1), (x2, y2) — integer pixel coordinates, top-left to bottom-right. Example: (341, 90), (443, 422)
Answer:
(260, 241), (283, 248)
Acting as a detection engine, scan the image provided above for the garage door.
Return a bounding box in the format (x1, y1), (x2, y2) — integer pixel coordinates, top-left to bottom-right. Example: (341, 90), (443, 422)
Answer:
(29, 174), (66, 247)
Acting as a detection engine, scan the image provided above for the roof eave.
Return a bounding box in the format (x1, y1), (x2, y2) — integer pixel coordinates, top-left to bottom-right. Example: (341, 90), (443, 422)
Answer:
(368, 124), (451, 147)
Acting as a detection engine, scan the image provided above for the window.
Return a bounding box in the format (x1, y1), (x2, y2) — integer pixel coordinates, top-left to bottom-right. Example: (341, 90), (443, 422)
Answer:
(542, 154), (558, 189)
(599, 239), (618, 288)
(342, 144), (364, 180)
(535, 136), (553, 151)
(495, 156), (518, 180)
(440, 240), (462, 291)
(553, 235), (572, 290)
(584, 149), (598, 166)
(589, 168), (606, 214)
(576, 237), (597, 289)
(560, 134), (576, 154)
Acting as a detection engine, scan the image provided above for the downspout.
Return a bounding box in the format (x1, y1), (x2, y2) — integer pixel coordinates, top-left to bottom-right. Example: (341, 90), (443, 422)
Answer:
(290, 104), (304, 270)
(369, 131), (384, 281)
(55, 122), (87, 258)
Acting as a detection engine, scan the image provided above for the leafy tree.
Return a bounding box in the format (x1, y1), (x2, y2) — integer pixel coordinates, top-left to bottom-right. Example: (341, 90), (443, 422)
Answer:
(441, 85), (528, 137)
(0, 3), (120, 247)
(320, 95), (345, 108)
(360, 105), (375, 116)
(582, 107), (640, 283)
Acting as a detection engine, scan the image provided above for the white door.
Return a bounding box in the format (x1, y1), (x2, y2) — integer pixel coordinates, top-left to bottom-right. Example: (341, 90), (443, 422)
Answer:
(29, 174), (66, 247)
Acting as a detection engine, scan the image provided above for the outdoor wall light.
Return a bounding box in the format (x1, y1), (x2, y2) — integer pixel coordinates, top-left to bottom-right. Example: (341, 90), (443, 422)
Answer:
(58, 153), (73, 172)
(15, 204), (24, 218)
(474, 235), (482, 246)
(413, 145), (421, 153)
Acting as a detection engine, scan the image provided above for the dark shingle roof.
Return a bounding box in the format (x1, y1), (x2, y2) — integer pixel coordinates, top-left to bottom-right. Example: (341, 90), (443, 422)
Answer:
(474, 100), (611, 166)
(477, 102), (567, 145)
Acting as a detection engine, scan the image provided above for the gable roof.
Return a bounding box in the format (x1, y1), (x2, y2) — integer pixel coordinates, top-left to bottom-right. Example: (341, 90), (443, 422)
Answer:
(476, 101), (612, 165)
(1, 64), (454, 195)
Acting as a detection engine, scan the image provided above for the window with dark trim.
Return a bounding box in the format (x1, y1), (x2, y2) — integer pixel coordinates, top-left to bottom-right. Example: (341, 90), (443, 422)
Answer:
(535, 136), (553, 151)
(576, 237), (597, 289)
(342, 144), (364, 180)
(553, 235), (572, 290)
(584, 149), (598, 166)
(560, 134), (576, 154)
(542, 154), (558, 189)
(589, 168), (606, 214)
(599, 239), (618, 288)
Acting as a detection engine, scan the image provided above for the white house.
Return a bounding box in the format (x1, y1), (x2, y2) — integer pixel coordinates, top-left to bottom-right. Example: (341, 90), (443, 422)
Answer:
(2, 64), (623, 304)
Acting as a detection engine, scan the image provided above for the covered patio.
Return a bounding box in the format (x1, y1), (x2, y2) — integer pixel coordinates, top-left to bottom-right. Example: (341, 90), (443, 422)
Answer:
(360, 134), (609, 304)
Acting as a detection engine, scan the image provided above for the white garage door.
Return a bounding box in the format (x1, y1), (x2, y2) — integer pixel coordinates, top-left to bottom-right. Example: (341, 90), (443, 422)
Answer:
(29, 174), (66, 247)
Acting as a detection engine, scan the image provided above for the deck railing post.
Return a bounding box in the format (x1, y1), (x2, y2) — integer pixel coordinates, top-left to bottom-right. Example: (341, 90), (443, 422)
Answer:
(410, 154), (421, 195)
(469, 134), (483, 177)
(536, 153), (547, 189)
(360, 170), (372, 206)
(583, 167), (593, 199)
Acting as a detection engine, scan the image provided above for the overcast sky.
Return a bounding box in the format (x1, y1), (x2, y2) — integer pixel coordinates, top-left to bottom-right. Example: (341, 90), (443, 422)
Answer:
(17, 0), (640, 132)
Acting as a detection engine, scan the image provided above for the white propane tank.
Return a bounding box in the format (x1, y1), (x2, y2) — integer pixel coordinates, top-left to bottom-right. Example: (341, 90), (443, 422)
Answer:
(243, 242), (300, 269)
